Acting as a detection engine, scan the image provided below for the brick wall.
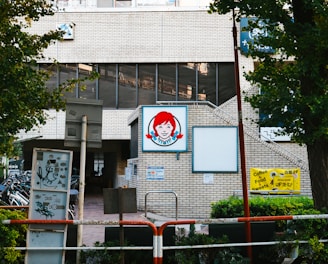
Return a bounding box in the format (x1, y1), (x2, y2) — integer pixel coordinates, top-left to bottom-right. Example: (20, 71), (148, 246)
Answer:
(30, 10), (234, 63)
(129, 103), (311, 219)
(24, 9), (312, 219)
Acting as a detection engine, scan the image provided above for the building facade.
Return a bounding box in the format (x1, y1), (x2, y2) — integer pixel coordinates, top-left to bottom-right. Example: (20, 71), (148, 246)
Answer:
(18, 0), (311, 218)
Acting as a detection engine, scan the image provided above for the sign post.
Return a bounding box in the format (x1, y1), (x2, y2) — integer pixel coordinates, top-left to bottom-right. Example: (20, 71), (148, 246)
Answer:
(64, 98), (103, 264)
(76, 115), (87, 264)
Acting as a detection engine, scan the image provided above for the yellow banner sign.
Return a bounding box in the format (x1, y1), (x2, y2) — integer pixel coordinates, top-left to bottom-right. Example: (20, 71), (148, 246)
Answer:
(250, 168), (300, 194)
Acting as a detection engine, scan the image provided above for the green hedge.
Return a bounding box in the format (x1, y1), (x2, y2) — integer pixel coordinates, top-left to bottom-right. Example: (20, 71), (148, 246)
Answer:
(211, 196), (328, 263)
(211, 195), (314, 218)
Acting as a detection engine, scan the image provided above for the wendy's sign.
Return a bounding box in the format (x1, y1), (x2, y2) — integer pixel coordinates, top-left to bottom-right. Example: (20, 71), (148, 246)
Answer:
(142, 106), (188, 152)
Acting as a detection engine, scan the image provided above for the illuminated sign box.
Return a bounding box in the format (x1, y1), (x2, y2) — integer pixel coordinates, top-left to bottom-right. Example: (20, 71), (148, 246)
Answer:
(142, 106), (188, 152)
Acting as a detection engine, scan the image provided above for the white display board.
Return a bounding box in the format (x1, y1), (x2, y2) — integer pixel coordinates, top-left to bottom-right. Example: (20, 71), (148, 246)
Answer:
(192, 126), (238, 172)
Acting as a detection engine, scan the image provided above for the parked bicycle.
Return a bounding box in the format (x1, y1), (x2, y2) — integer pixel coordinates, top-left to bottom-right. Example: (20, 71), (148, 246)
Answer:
(0, 171), (79, 219)
(0, 177), (29, 206)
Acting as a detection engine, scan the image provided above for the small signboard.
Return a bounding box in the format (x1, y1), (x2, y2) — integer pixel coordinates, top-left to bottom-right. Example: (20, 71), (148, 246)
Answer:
(240, 17), (275, 54)
(57, 23), (74, 40)
(103, 188), (137, 214)
(65, 98), (103, 148)
(250, 168), (300, 194)
(146, 166), (165, 180)
(26, 148), (72, 264)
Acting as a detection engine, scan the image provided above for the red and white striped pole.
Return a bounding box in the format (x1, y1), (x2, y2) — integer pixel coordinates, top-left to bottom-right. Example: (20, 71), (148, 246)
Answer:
(119, 220), (159, 264)
(157, 220), (196, 264)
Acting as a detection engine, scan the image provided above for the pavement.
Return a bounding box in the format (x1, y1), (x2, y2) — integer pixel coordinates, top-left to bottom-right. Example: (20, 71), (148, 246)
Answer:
(81, 191), (148, 246)
(80, 189), (207, 246)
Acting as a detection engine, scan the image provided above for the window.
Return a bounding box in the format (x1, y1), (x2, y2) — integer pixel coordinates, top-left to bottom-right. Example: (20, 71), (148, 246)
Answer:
(42, 62), (236, 108)
(99, 64), (117, 108)
(94, 153), (104, 177)
(78, 64), (97, 100)
(138, 64), (156, 105)
(118, 64), (137, 108)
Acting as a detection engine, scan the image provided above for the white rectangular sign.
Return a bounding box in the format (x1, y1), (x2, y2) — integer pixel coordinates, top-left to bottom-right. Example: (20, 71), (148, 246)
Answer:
(192, 126), (238, 172)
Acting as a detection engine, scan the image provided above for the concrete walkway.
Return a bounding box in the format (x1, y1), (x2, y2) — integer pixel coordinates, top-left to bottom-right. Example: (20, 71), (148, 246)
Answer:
(81, 192), (149, 246)
(80, 190), (207, 246)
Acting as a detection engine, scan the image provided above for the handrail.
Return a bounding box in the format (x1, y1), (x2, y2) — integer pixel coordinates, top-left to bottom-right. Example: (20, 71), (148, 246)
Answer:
(0, 205), (29, 210)
(145, 190), (178, 221)
(156, 100), (309, 171)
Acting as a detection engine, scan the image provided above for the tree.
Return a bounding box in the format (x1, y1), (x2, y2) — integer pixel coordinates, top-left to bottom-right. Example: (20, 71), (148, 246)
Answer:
(0, 0), (96, 156)
(209, 0), (328, 210)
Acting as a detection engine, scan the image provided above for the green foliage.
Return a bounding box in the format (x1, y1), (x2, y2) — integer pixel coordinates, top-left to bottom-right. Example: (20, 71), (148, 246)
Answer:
(81, 229), (249, 264)
(208, 0), (328, 211)
(266, 208), (328, 263)
(80, 240), (153, 264)
(286, 208), (328, 240)
(0, 0), (99, 156)
(305, 236), (328, 263)
(80, 241), (121, 264)
(173, 226), (249, 264)
(209, 0), (328, 145)
(0, 209), (27, 264)
(211, 196), (314, 218)
(211, 196), (315, 231)
(210, 196), (245, 218)
(0, 0), (61, 156)
(211, 196), (328, 262)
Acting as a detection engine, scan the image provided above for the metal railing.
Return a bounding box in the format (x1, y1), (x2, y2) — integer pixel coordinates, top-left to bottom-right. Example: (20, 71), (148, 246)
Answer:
(145, 190), (178, 220)
(3, 213), (328, 264)
(157, 100), (309, 171)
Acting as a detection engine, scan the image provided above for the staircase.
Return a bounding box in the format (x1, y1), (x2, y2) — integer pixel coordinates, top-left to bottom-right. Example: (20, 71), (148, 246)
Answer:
(157, 99), (309, 172)
(209, 99), (309, 172)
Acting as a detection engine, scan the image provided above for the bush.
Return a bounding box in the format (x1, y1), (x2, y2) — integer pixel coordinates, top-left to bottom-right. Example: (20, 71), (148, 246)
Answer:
(211, 196), (314, 231)
(80, 240), (153, 264)
(286, 208), (328, 240)
(210, 196), (245, 218)
(211, 196), (328, 263)
(211, 196), (314, 218)
(0, 209), (27, 264)
(276, 208), (328, 264)
(173, 225), (249, 264)
(81, 226), (249, 264)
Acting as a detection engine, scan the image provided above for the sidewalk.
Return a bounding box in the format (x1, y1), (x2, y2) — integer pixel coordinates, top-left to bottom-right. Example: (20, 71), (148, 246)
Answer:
(80, 190), (207, 246)
(81, 192), (148, 246)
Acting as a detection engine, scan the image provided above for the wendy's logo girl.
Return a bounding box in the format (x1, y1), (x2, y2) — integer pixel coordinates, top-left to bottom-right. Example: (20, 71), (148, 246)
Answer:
(146, 111), (183, 146)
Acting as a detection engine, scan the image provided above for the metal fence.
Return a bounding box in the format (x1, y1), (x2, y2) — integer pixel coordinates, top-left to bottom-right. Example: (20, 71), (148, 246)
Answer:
(3, 213), (328, 264)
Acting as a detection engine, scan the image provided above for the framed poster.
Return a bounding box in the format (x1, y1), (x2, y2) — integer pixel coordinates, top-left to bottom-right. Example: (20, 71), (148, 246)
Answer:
(142, 106), (188, 152)
(192, 126), (238, 172)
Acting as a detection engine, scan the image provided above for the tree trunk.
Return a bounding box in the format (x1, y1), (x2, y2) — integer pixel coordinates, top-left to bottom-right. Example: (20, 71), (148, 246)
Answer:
(307, 137), (328, 210)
